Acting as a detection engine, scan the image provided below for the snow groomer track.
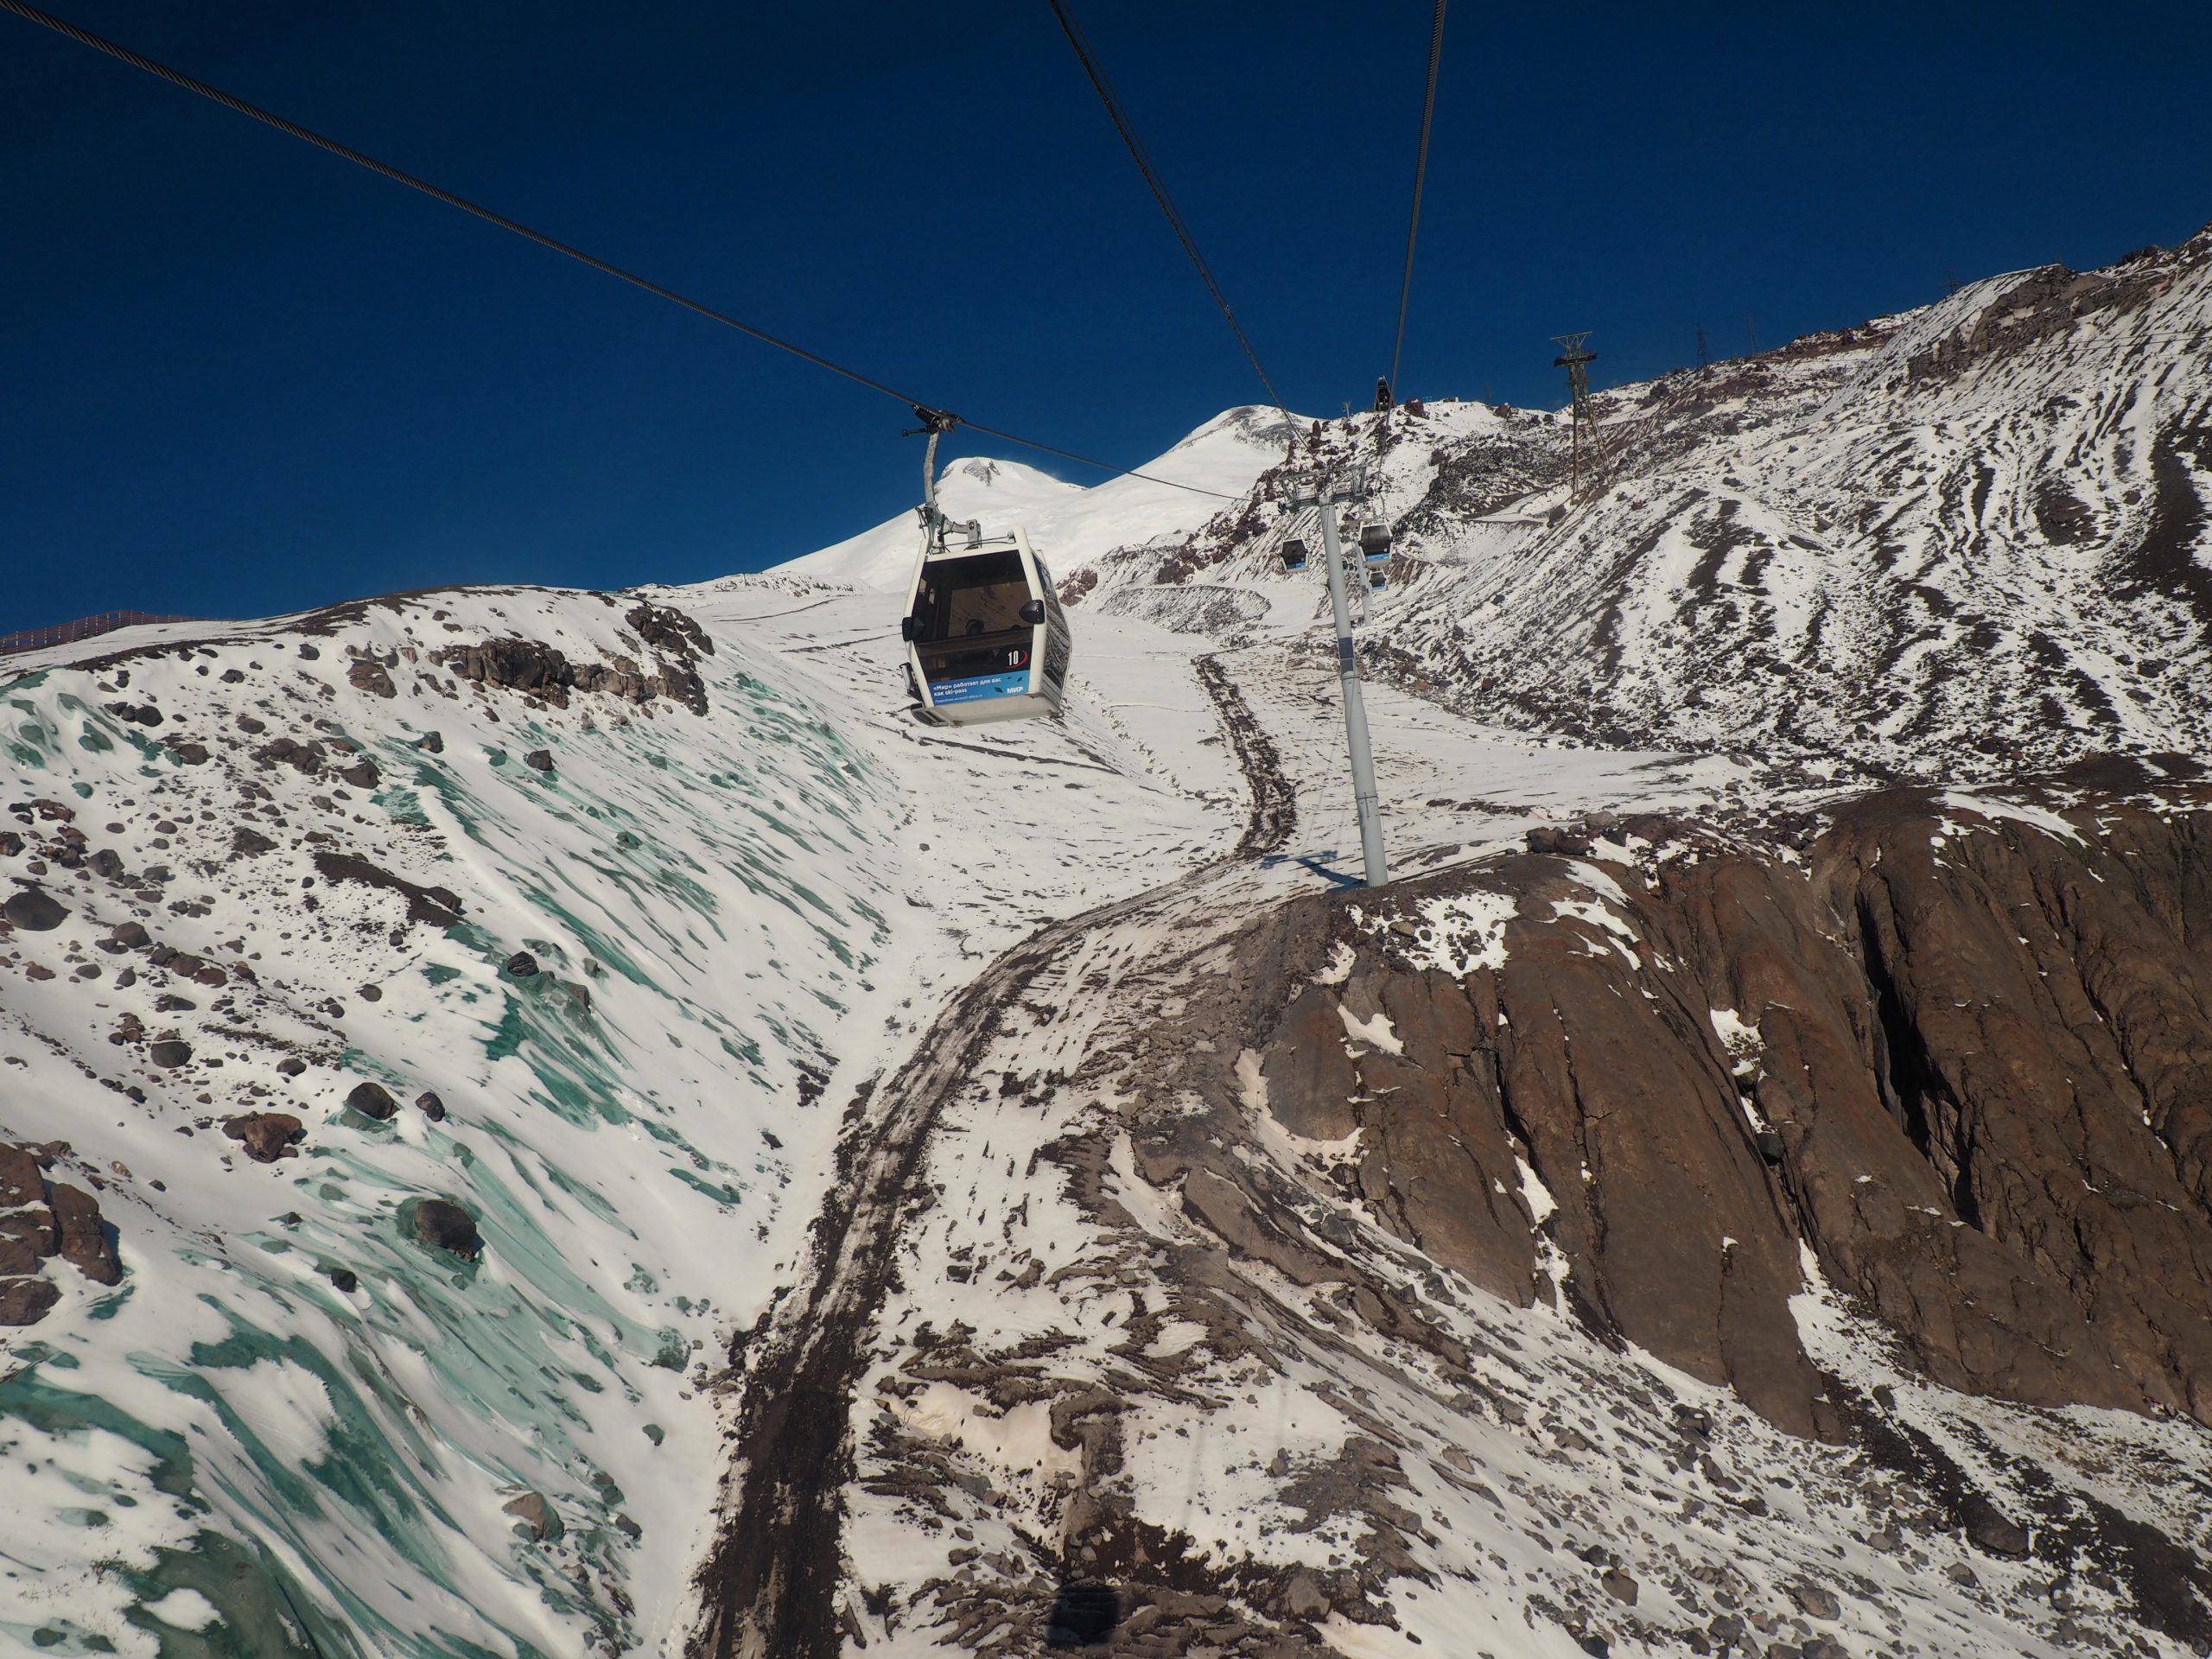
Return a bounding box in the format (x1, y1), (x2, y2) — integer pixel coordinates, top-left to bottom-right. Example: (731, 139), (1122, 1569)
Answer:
(690, 657), (1294, 1659)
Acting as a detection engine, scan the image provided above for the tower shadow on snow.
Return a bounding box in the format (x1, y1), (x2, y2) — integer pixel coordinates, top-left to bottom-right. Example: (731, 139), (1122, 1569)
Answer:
(1044, 1580), (1122, 1648)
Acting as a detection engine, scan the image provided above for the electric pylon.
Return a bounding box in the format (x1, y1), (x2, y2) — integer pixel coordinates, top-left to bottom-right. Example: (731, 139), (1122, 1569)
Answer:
(1551, 332), (1611, 501)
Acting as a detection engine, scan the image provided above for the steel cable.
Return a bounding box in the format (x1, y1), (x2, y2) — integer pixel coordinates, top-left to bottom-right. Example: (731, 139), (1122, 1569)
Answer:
(1387, 0), (1448, 400)
(0, 0), (1240, 500)
(1046, 0), (1291, 422)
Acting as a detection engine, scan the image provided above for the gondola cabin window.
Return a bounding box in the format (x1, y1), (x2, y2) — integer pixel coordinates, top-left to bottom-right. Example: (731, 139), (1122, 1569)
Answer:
(913, 550), (1033, 683)
(900, 528), (1067, 724)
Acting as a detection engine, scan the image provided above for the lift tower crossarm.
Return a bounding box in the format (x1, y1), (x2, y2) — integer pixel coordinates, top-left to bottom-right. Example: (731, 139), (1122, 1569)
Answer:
(1550, 333), (1610, 502)
(1287, 468), (1389, 888)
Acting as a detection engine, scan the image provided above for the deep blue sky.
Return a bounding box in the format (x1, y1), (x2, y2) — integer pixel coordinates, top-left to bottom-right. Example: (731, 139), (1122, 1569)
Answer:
(3, 2), (2208, 632)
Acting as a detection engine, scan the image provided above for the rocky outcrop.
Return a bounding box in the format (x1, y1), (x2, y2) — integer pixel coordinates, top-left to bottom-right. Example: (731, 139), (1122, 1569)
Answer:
(1208, 791), (2212, 1434)
(431, 601), (711, 716)
(0, 1142), (123, 1323)
(309, 850), (464, 929)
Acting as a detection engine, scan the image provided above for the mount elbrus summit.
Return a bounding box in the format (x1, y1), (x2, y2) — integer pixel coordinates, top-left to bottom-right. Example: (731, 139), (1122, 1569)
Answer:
(3, 230), (2211, 1658)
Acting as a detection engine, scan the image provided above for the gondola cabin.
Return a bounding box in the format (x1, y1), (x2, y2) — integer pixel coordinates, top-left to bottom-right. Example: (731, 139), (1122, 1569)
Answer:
(899, 529), (1071, 724)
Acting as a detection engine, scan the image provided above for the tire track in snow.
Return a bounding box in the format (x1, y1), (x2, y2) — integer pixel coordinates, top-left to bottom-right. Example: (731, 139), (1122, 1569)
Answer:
(688, 658), (1293, 1659)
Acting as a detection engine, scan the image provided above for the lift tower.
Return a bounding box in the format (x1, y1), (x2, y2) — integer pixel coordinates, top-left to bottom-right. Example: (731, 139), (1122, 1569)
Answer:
(1283, 468), (1389, 887)
(1551, 332), (1611, 502)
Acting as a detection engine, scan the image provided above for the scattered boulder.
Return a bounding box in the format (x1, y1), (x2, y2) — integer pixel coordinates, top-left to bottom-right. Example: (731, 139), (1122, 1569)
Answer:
(416, 1090), (448, 1122)
(503, 1491), (563, 1541)
(4, 887), (67, 931)
(148, 1039), (192, 1068)
(346, 1082), (397, 1122)
(1601, 1568), (1640, 1605)
(1962, 1493), (2031, 1559)
(416, 730), (444, 753)
(41, 1177), (120, 1287)
(1789, 1581), (1842, 1620)
(110, 921), (150, 950)
(1282, 1572), (1330, 1621)
(232, 827), (277, 856)
(524, 749), (554, 773)
(414, 1198), (482, 1261)
(276, 1057), (307, 1077)
(222, 1112), (305, 1163)
(322, 1265), (359, 1294)
(505, 951), (539, 978)
(0, 1278), (60, 1325)
(346, 657), (397, 698)
(339, 760), (380, 790)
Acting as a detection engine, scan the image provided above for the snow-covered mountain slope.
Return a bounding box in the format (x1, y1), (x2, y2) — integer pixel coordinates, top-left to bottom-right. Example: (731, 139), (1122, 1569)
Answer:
(1055, 229), (2212, 785)
(785, 407), (1301, 592)
(6, 226), (2212, 1659)
(0, 581), (1230, 1652)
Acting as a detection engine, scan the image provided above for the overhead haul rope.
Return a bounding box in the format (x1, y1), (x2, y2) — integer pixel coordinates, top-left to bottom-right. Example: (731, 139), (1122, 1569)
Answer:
(0, 0), (1238, 501)
(1387, 0), (1447, 400)
(1047, 0), (1293, 426)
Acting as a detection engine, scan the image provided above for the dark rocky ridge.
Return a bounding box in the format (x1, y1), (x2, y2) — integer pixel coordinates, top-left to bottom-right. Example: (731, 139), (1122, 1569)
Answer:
(0, 1141), (123, 1324)
(1217, 790), (2212, 1435)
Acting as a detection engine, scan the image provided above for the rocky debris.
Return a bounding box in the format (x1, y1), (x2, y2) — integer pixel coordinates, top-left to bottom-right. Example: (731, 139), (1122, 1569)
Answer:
(0, 1142), (122, 1322)
(413, 1198), (483, 1261)
(502, 1491), (563, 1542)
(505, 951), (539, 978)
(4, 886), (67, 931)
(257, 736), (328, 776)
(416, 1090), (448, 1122)
(221, 1112), (305, 1162)
(524, 748), (554, 773)
(310, 849), (463, 928)
(148, 1038), (192, 1067)
(1601, 1568), (1640, 1605)
(346, 1082), (398, 1122)
(416, 729), (444, 753)
(232, 826), (277, 855)
(110, 920), (150, 950)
